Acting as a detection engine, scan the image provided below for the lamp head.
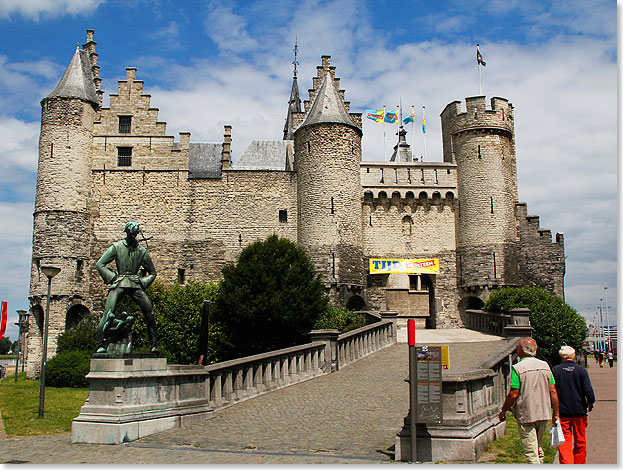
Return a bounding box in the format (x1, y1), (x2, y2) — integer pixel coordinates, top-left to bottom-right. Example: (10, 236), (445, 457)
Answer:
(40, 266), (61, 279)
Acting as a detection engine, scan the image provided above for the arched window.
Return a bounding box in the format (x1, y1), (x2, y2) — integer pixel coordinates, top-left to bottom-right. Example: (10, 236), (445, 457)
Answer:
(402, 215), (413, 235)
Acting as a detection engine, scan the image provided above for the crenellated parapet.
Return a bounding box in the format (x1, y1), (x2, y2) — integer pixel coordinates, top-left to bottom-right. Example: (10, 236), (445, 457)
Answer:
(514, 203), (565, 298)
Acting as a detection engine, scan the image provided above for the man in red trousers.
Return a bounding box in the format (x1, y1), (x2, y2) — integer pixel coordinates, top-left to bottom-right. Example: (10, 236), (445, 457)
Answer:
(552, 345), (596, 464)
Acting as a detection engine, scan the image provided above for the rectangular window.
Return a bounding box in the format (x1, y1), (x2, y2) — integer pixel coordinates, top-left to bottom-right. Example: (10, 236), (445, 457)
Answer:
(117, 147), (132, 167)
(178, 268), (185, 284)
(279, 210), (288, 223)
(119, 116), (132, 134)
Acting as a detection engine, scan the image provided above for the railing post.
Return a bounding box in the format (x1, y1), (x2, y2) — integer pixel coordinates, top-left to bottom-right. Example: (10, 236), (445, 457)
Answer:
(504, 308), (533, 337)
(381, 311), (398, 339)
(309, 329), (339, 373)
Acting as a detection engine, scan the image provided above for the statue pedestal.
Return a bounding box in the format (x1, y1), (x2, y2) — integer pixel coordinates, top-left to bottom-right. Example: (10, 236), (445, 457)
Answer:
(71, 356), (212, 444)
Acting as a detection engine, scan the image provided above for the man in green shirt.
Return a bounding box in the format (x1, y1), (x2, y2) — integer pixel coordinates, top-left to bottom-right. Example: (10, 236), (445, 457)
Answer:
(499, 338), (560, 464)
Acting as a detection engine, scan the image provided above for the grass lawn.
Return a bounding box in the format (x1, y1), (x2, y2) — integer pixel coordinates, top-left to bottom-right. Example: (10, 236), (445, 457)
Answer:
(479, 415), (557, 463)
(0, 373), (88, 437)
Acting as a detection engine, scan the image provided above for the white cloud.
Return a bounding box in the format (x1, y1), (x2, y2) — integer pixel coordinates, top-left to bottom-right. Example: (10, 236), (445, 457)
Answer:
(0, 0), (103, 20)
(0, 116), (39, 172)
(204, 1), (258, 53)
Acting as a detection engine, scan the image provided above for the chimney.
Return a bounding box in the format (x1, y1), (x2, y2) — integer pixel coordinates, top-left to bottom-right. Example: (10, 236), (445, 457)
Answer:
(222, 125), (232, 169)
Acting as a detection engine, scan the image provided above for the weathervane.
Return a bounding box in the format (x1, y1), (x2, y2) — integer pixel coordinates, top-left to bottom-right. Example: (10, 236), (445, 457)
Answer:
(293, 38), (299, 79)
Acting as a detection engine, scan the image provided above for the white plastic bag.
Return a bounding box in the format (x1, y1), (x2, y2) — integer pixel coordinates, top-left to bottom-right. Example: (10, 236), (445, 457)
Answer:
(549, 422), (565, 448)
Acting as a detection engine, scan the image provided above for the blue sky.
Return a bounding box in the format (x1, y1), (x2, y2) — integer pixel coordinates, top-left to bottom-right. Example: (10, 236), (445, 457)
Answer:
(0, 0), (617, 341)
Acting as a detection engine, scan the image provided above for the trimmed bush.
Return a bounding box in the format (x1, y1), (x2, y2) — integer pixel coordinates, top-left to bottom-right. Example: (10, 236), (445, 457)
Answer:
(314, 305), (368, 332)
(46, 350), (91, 388)
(484, 286), (588, 365)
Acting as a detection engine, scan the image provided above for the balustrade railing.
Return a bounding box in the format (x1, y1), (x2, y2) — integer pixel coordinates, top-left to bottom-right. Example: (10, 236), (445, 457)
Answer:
(465, 308), (532, 337)
(205, 342), (326, 410)
(337, 320), (395, 368)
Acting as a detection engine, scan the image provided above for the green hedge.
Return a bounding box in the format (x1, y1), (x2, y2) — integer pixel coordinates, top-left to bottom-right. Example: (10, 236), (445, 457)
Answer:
(46, 350), (91, 388)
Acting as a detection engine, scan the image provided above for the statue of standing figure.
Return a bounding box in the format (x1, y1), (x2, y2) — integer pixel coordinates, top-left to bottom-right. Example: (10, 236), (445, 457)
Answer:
(95, 221), (158, 354)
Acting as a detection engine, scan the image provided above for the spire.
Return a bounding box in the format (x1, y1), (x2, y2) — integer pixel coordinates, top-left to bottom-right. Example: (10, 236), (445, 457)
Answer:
(390, 126), (413, 162)
(283, 40), (302, 140)
(298, 72), (359, 133)
(47, 46), (98, 105)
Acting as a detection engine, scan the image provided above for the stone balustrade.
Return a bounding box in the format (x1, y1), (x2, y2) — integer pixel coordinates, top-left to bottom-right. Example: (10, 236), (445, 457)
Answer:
(466, 308), (533, 337)
(337, 320), (395, 368)
(205, 342), (327, 410)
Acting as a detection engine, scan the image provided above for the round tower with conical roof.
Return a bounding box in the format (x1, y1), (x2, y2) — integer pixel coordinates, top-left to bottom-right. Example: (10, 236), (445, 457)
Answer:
(440, 96), (519, 293)
(27, 32), (100, 375)
(294, 56), (364, 306)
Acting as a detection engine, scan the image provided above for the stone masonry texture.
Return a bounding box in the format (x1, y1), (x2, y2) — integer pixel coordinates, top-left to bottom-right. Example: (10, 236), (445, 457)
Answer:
(26, 32), (566, 371)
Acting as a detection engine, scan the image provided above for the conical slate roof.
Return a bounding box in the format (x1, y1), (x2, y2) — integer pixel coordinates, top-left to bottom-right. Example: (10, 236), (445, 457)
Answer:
(298, 73), (359, 133)
(283, 76), (302, 140)
(47, 47), (98, 105)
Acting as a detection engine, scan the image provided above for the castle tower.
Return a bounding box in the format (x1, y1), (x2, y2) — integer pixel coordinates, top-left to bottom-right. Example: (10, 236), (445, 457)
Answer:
(27, 33), (99, 375)
(440, 96), (518, 291)
(293, 56), (364, 305)
(283, 55), (302, 140)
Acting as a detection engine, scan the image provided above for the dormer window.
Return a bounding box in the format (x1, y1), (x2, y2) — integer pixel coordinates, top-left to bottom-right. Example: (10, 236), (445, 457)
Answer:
(119, 116), (132, 134)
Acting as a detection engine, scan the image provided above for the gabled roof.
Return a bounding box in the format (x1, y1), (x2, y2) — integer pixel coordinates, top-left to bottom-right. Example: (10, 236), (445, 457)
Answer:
(235, 140), (292, 170)
(297, 74), (359, 133)
(47, 47), (98, 105)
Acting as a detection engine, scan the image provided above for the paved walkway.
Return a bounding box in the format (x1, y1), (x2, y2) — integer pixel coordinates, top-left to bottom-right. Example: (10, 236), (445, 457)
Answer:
(554, 359), (618, 465)
(0, 330), (506, 464)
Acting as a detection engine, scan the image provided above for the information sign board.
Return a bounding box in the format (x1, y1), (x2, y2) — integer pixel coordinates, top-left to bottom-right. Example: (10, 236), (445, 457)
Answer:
(415, 345), (443, 424)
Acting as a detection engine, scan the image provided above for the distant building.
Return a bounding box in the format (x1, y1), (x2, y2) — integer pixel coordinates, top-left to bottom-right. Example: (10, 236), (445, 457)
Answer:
(26, 31), (566, 374)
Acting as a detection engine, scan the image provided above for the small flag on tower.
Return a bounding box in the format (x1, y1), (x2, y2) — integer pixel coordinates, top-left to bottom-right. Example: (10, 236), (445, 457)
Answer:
(477, 45), (486, 66)
(365, 109), (385, 123)
(403, 111), (415, 124)
(0, 301), (7, 339)
(384, 110), (398, 123)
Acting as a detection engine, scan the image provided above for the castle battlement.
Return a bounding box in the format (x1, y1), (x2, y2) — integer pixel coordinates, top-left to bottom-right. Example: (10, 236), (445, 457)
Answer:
(441, 96), (514, 141)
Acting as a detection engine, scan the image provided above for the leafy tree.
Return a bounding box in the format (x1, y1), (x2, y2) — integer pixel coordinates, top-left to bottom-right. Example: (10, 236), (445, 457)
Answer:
(314, 305), (368, 333)
(0, 337), (11, 354)
(484, 287), (588, 365)
(56, 316), (98, 353)
(213, 234), (329, 360)
(118, 280), (219, 364)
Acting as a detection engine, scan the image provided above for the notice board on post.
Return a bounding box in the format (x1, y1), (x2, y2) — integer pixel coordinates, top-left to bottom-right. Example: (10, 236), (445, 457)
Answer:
(415, 345), (443, 424)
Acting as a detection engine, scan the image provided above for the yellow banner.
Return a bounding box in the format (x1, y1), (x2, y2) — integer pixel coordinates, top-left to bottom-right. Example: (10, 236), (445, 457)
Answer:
(369, 258), (439, 274)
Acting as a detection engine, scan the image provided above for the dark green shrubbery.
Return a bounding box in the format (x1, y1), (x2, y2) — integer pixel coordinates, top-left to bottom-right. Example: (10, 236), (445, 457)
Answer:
(56, 317), (98, 354)
(484, 286), (588, 365)
(213, 234), (329, 360)
(46, 350), (91, 388)
(314, 305), (368, 333)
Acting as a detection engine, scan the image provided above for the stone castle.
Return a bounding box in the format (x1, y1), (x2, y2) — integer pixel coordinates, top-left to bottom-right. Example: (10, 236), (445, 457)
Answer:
(26, 30), (565, 372)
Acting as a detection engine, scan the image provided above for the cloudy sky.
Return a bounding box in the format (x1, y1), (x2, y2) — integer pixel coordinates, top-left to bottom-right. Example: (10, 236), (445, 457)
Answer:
(0, 0), (617, 341)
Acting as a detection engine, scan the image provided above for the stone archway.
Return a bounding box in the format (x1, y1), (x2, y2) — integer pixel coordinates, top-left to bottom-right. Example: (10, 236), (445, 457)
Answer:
(65, 304), (91, 331)
(345, 295), (366, 311)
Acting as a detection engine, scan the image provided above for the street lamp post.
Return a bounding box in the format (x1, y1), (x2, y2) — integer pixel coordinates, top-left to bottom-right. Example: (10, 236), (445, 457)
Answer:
(604, 287), (611, 352)
(38, 266), (60, 418)
(13, 310), (28, 382)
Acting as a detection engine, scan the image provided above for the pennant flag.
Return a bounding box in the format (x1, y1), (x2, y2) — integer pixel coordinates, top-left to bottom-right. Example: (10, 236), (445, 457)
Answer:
(422, 107), (426, 133)
(0, 301), (7, 339)
(365, 109), (384, 123)
(477, 45), (486, 67)
(384, 110), (398, 123)
(403, 111), (415, 124)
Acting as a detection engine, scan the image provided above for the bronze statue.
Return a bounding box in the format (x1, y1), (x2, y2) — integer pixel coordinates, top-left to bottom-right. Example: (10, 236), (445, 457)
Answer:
(95, 222), (158, 354)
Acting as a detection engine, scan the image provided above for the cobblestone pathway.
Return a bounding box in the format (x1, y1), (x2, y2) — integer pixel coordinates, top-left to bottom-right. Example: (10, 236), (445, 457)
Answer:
(0, 334), (506, 464)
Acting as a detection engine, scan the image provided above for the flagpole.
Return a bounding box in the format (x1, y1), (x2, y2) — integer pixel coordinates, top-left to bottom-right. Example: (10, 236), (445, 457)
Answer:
(422, 106), (427, 162)
(477, 44), (483, 95)
(383, 105), (387, 161)
(411, 105), (415, 152)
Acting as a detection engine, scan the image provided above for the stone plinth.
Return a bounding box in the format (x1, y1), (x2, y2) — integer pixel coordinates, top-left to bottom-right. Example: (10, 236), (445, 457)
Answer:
(71, 356), (212, 444)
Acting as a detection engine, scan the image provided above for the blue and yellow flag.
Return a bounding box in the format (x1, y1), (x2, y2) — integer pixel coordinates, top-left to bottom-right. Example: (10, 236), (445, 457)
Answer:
(477, 46), (486, 66)
(384, 110), (398, 123)
(422, 107), (426, 133)
(403, 112), (415, 124)
(365, 109), (384, 123)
